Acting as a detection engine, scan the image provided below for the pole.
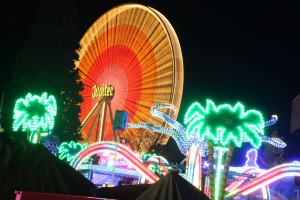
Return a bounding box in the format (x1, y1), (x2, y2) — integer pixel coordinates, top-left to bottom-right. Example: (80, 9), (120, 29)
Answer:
(111, 130), (119, 186)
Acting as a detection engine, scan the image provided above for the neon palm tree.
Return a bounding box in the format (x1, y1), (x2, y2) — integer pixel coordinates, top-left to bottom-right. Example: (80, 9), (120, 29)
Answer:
(58, 141), (87, 162)
(13, 92), (57, 143)
(184, 99), (265, 200)
(150, 164), (163, 177)
(141, 152), (167, 177)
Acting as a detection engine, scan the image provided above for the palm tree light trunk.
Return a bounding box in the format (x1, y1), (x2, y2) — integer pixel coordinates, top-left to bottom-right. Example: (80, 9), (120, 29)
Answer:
(219, 145), (234, 200)
(214, 146), (228, 200)
(207, 140), (215, 200)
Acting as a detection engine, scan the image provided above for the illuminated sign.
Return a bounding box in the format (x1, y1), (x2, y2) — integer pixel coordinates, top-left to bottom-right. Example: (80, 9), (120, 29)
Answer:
(92, 84), (114, 98)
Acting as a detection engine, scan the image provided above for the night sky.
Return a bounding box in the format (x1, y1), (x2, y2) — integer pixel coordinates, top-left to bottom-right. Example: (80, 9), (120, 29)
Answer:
(1, 0), (300, 165)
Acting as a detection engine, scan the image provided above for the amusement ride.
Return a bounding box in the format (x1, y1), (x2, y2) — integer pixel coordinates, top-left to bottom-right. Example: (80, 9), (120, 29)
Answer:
(11, 3), (300, 200)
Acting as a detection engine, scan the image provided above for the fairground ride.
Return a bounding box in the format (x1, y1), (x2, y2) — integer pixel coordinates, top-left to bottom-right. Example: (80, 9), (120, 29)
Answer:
(75, 3), (184, 153)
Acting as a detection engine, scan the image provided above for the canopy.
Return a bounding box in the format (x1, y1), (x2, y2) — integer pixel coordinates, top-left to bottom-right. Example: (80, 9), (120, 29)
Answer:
(0, 133), (97, 199)
(136, 172), (210, 200)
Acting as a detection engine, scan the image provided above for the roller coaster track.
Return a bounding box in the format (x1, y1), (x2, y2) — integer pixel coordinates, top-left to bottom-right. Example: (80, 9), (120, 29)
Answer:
(226, 162), (300, 198)
(70, 142), (159, 183)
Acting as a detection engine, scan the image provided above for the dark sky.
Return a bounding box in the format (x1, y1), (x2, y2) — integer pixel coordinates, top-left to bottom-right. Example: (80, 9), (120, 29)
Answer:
(1, 0), (300, 164)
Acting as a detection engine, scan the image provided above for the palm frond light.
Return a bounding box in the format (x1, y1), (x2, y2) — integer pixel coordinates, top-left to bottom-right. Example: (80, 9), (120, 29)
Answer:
(13, 92), (57, 132)
(58, 141), (87, 162)
(184, 99), (265, 149)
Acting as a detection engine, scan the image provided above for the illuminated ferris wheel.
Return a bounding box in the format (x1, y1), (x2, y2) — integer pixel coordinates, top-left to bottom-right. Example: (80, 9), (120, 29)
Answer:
(75, 3), (184, 152)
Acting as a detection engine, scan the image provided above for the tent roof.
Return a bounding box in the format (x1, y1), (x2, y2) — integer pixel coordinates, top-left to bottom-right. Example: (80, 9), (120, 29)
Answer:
(136, 172), (211, 200)
(0, 133), (97, 199)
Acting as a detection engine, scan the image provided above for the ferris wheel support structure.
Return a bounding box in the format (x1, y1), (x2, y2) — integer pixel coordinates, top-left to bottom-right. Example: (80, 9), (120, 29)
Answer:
(79, 96), (117, 143)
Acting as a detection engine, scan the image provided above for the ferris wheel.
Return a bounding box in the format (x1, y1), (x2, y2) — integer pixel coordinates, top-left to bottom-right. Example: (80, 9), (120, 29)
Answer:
(75, 3), (184, 153)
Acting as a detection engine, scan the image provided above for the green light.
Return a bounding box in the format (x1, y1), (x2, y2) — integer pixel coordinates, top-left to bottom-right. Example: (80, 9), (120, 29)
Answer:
(151, 164), (163, 176)
(13, 92), (57, 133)
(184, 99), (265, 148)
(58, 141), (87, 162)
(214, 147), (228, 200)
(141, 152), (156, 162)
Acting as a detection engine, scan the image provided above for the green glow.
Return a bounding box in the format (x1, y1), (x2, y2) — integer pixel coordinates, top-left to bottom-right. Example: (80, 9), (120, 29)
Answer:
(29, 131), (49, 143)
(214, 147), (228, 200)
(58, 141), (87, 162)
(13, 92), (57, 133)
(151, 164), (163, 176)
(30, 133), (38, 143)
(141, 152), (163, 176)
(141, 152), (156, 162)
(184, 99), (265, 148)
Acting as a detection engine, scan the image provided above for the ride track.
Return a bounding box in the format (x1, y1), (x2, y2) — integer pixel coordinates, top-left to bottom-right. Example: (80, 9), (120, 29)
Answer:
(70, 140), (299, 199)
(70, 103), (289, 197)
(70, 141), (159, 183)
(225, 162), (300, 199)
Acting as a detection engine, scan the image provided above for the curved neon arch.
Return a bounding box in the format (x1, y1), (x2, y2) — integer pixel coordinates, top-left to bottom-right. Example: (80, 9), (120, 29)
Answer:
(226, 168), (262, 193)
(70, 142), (159, 183)
(226, 162), (300, 198)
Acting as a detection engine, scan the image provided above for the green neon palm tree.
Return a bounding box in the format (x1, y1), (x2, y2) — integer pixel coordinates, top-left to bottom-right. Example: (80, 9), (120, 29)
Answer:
(58, 141), (87, 162)
(184, 99), (264, 200)
(141, 152), (164, 177)
(13, 92), (57, 143)
(151, 164), (163, 177)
